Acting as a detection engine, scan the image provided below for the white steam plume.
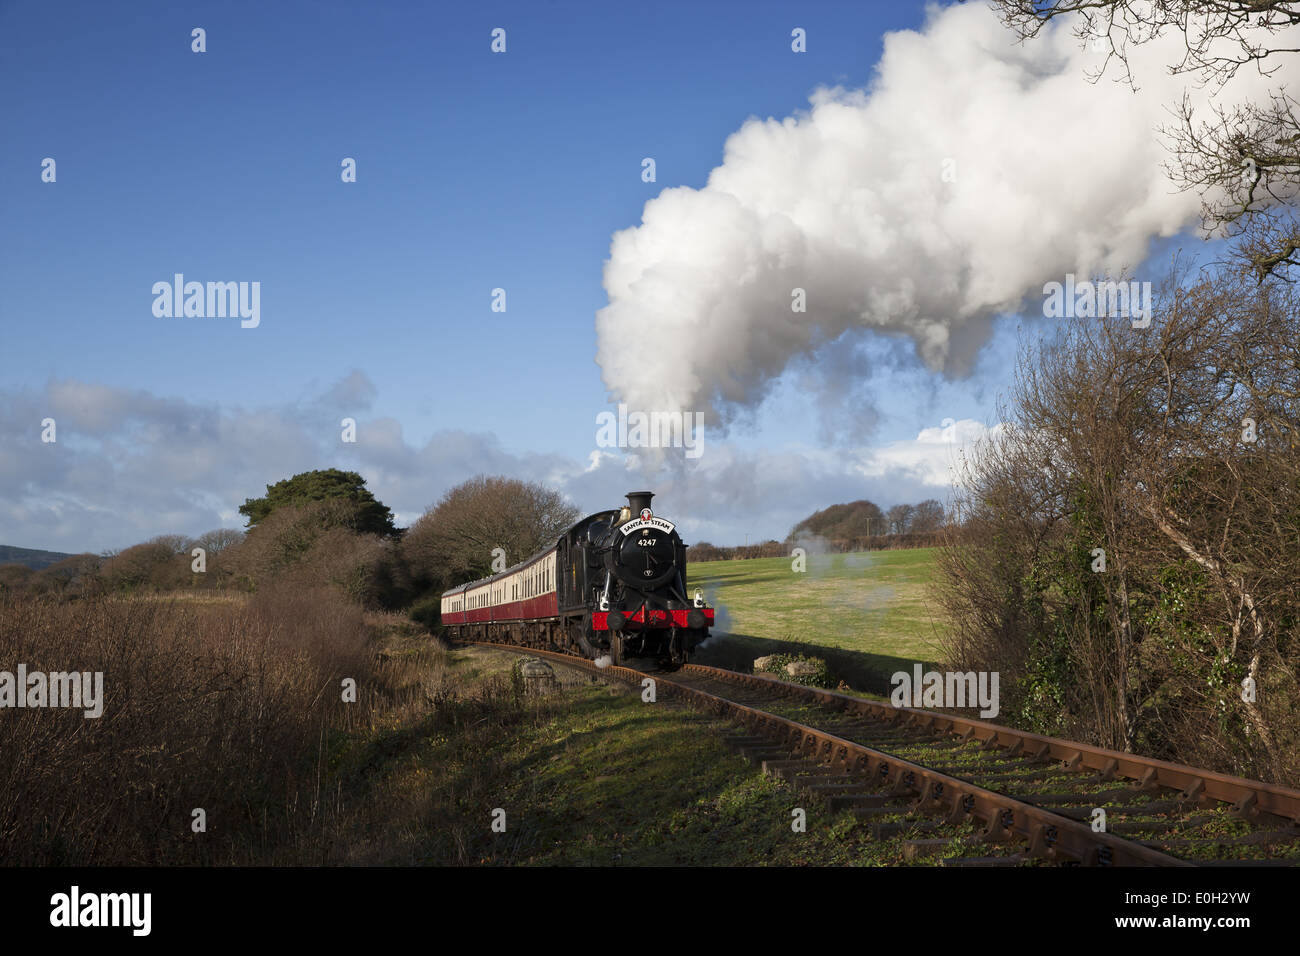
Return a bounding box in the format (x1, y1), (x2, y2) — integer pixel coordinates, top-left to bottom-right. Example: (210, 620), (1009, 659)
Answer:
(595, 3), (1294, 426)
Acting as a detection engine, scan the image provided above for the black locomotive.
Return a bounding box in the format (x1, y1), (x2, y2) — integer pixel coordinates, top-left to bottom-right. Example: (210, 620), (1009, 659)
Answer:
(440, 491), (714, 665)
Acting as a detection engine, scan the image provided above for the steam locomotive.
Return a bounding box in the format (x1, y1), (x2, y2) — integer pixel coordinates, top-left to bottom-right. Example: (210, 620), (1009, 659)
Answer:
(439, 491), (713, 665)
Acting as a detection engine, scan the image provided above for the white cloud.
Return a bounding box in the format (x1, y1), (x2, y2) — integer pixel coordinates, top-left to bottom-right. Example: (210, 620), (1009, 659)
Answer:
(858, 418), (999, 488)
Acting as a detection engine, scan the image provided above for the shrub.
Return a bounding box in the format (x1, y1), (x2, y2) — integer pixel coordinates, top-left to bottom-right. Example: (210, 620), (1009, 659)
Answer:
(409, 593), (442, 631)
(753, 653), (834, 688)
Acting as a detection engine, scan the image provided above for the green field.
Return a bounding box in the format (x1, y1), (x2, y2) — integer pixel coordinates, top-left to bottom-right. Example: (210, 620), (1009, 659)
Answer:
(686, 548), (948, 692)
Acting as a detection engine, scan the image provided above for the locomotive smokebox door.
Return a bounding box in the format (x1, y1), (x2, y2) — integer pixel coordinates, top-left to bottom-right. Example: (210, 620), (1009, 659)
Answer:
(609, 524), (676, 588)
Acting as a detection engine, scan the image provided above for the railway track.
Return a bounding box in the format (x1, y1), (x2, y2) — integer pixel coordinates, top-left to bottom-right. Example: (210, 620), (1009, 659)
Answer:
(462, 640), (1300, 867)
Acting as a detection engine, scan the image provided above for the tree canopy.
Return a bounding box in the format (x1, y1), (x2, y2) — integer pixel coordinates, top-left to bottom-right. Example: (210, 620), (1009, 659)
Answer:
(239, 469), (397, 537)
(791, 499), (885, 540)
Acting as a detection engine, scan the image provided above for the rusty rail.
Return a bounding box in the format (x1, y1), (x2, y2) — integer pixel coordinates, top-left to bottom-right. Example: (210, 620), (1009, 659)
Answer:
(680, 664), (1300, 827)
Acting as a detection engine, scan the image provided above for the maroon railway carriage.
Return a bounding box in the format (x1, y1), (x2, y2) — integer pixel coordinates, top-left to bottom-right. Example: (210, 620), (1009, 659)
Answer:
(440, 491), (713, 665)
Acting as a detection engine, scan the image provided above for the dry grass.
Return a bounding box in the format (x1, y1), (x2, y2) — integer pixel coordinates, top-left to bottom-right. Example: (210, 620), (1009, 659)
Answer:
(0, 586), (383, 864)
(0, 586), (568, 865)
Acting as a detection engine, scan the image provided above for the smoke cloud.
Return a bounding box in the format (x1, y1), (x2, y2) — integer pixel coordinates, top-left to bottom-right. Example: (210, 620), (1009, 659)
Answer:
(595, 3), (1292, 426)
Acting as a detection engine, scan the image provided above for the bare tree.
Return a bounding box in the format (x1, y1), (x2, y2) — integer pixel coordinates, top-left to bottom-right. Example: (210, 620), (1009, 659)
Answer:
(887, 503), (915, 535)
(993, 1), (1300, 85)
(402, 475), (581, 590)
(1168, 92), (1300, 278)
(910, 499), (945, 534)
(195, 528), (244, 555)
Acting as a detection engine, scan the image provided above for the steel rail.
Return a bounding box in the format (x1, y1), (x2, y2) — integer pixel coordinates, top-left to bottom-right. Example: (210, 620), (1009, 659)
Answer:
(679, 664), (1300, 826)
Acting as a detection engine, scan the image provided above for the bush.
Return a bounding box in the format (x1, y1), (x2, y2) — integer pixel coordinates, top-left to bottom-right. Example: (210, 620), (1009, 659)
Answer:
(100, 535), (192, 593)
(409, 593), (442, 631)
(752, 653), (834, 688)
(222, 500), (405, 608)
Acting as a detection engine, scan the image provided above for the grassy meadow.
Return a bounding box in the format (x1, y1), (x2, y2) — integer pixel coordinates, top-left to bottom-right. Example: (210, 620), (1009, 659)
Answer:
(687, 548), (948, 693)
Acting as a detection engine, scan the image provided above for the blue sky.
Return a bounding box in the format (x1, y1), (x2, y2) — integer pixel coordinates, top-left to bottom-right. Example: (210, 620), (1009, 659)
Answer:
(4, 0), (926, 442)
(0, 0), (1224, 551)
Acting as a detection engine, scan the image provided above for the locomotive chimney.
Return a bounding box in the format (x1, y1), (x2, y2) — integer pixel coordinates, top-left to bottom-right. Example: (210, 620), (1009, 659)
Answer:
(626, 490), (654, 515)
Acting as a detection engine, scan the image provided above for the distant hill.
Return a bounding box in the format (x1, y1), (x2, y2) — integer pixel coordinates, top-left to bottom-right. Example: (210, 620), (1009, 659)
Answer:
(0, 545), (78, 570)
(691, 495), (945, 561)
